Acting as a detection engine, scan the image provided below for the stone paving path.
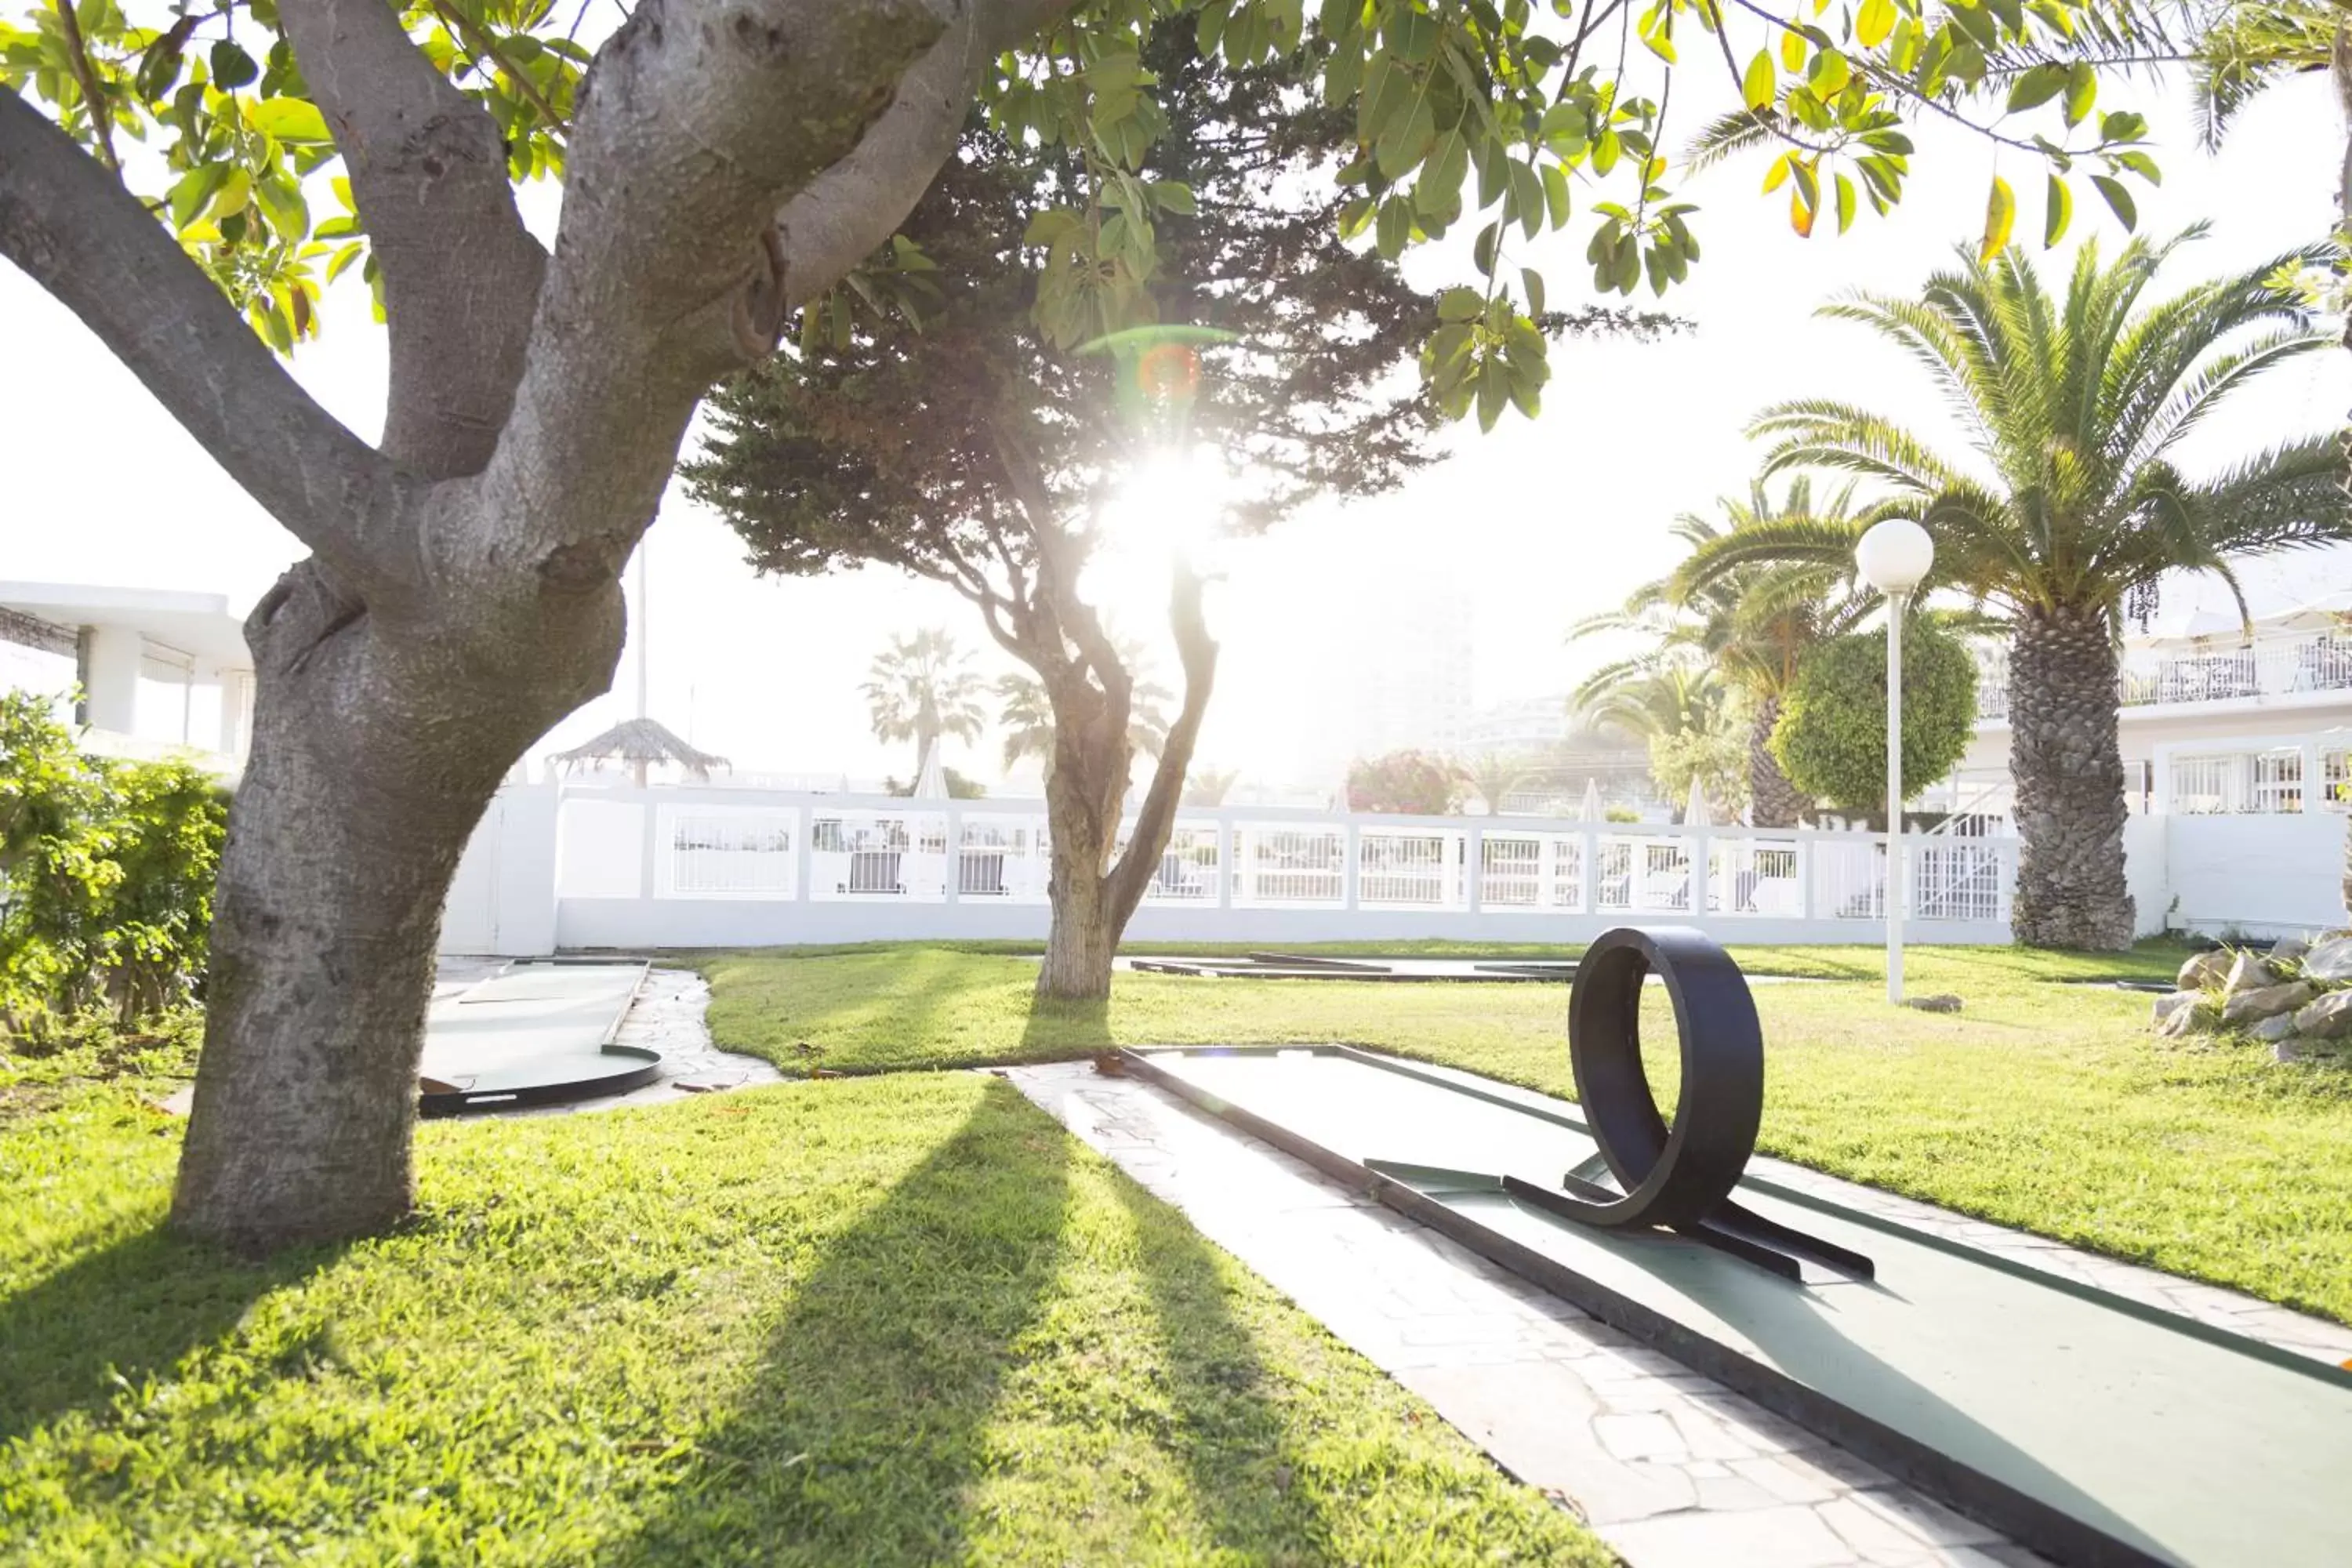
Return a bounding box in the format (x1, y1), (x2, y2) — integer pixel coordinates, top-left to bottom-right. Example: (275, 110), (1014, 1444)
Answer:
(1005, 1058), (2352, 1568)
(506, 965), (782, 1116)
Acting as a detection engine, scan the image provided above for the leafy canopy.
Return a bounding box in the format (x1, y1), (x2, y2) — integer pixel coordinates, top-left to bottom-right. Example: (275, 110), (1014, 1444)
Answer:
(5, 0), (2172, 426)
(1771, 618), (1977, 815)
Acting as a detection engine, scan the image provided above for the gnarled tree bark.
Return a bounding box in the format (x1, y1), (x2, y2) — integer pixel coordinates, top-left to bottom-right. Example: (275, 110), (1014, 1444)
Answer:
(3, 0), (1076, 1249)
(1033, 561), (1218, 1001)
(2007, 603), (2136, 952)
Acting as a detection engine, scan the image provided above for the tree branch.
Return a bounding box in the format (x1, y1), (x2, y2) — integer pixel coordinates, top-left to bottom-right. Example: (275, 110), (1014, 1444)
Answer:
(0, 92), (412, 593)
(279, 0), (546, 478)
(1109, 558), (1218, 925)
(462, 0), (1083, 593)
(769, 0), (1075, 310)
(53, 0), (118, 175)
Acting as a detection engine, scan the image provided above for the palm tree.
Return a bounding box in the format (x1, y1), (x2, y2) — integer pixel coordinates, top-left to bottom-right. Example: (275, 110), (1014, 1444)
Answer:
(1459, 749), (1546, 815)
(862, 629), (986, 780)
(1570, 655), (1749, 815)
(1576, 478), (1880, 826)
(1686, 233), (2347, 949)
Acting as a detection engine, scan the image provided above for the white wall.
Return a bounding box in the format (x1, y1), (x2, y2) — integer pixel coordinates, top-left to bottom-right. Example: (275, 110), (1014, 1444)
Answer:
(2158, 813), (2346, 941)
(2122, 815), (2169, 938)
(435, 783), (2020, 956)
(439, 785), (560, 956)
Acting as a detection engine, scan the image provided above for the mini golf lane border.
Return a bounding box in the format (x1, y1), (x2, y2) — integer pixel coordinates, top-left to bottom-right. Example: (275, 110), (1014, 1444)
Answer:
(1115, 1043), (2352, 1568)
(419, 957), (662, 1117)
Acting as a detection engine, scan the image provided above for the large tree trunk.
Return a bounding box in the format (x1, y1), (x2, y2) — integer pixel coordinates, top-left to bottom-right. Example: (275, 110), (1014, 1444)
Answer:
(2007, 603), (2135, 951)
(1747, 694), (1806, 828)
(1038, 797), (1120, 1001)
(1029, 562), (1218, 1002)
(170, 560), (622, 1249)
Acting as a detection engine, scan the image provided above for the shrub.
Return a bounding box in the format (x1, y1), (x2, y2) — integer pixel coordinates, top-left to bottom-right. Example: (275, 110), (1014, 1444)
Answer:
(1770, 620), (1977, 823)
(0, 691), (228, 1039)
(1347, 750), (1464, 815)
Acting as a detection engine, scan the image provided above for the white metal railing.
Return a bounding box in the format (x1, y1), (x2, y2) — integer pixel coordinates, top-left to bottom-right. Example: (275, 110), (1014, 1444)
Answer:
(1236, 825), (1347, 906)
(562, 788), (2018, 933)
(1976, 633), (2352, 728)
(661, 806), (799, 898)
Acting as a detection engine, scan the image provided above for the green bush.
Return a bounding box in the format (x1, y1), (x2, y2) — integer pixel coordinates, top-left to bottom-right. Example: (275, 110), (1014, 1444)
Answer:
(1347, 750), (1464, 815)
(1771, 620), (1977, 822)
(0, 691), (228, 1040)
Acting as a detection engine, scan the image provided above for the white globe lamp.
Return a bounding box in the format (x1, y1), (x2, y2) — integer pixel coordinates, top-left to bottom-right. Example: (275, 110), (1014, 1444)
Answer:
(1856, 518), (1934, 1004)
(1856, 517), (1935, 595)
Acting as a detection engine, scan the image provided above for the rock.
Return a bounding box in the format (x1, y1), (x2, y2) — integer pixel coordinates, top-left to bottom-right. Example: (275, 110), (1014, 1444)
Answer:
(2176, 949), (2232, 990)
(2157, 1000), (2219, 1037)
(2302, 937), (2352, 984)
(2151, 990), (2205, 1028)
(1903, 993), (1963, 1013)
(2293, 989), (2352, 1039)
(2222, 981), (2318, 1026)
(2220, 951), (2270, 997)
(2270, 935), (2311, 967)
(2274, 1038), (2305, 1064)
(2252, 1014), (2299, 1043)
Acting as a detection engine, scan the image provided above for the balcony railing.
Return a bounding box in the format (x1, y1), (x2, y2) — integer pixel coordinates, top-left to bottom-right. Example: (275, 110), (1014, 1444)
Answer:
(1975, 634), (2352, 724)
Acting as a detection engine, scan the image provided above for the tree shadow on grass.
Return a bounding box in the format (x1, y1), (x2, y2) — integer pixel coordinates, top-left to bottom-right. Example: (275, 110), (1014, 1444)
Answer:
(1017, 993), (1113, 1062)
(609, 1076), (1073, 1566)
(0, 1225), (341, 1450)
(1101, 1171), (1341, 1561)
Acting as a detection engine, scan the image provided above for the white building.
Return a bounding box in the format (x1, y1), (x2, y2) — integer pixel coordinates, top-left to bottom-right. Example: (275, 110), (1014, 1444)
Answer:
(0, 582), (253, 774)
(1327, 575), (1468, 771)
(1937, 561), (2352, 938)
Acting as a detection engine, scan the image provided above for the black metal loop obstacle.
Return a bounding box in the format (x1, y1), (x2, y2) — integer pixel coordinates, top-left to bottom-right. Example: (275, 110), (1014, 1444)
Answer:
(1501, 924), (1873, 1282)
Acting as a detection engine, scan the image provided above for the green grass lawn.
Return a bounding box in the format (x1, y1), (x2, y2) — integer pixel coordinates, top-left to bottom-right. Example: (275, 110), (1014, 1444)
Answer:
(698, 942), (2352, 1326)
(0, 1074), (1610, 1566)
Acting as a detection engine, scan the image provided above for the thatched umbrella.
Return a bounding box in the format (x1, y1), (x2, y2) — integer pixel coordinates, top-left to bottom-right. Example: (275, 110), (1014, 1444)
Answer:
(552, 717), (729, 787)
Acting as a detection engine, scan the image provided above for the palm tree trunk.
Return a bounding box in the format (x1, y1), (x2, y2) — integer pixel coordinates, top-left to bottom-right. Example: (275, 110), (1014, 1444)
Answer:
(1747, 695), (1806, 828)
(2007, 603), (2135, 950)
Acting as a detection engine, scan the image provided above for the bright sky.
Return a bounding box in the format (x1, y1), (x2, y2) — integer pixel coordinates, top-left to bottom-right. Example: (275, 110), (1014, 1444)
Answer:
(4, 63), (2346, 791)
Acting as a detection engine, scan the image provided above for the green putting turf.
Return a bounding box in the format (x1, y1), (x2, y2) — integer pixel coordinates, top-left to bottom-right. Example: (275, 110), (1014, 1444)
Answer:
(1137, 1046), (2352, 1568)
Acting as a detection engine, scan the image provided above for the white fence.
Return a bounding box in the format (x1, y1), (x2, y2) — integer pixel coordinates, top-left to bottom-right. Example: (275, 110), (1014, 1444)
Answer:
(441, 784), (2021, 955)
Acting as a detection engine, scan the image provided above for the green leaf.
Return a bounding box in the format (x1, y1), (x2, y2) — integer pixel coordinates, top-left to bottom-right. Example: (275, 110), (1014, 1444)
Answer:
(1742, 49), (1776, 112)
(1834, 171), (1856, 234)
(1508, 160), (1543, 239)
(1472, 219), (1500, 276)
(2005, 63), (2066, 114)
(248, 96), (330, 143)
(1541, 163), (1571, 228)
(2063, 62), (2096, 128)
(209, 40), (258, 90)
(1152, 180), (1196, 216)
(1979, 172), (2014, 261)
(1780, 25), (1806, 71)
(1375, 195), (1411, 260)
(166, 165), (223, 231)
(1438, 286), (1485, 321)
(2090, 173), (2136, 231)
(1808, 49), (1849, 96)
(1855, 0), (1894, 49)
(1522, 265), (1546, 318)
(2042, 172), (2071, 247)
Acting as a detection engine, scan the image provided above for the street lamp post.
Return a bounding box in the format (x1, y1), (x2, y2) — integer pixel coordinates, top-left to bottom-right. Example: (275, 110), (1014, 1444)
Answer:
(1855, 518), (1935, 1005)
